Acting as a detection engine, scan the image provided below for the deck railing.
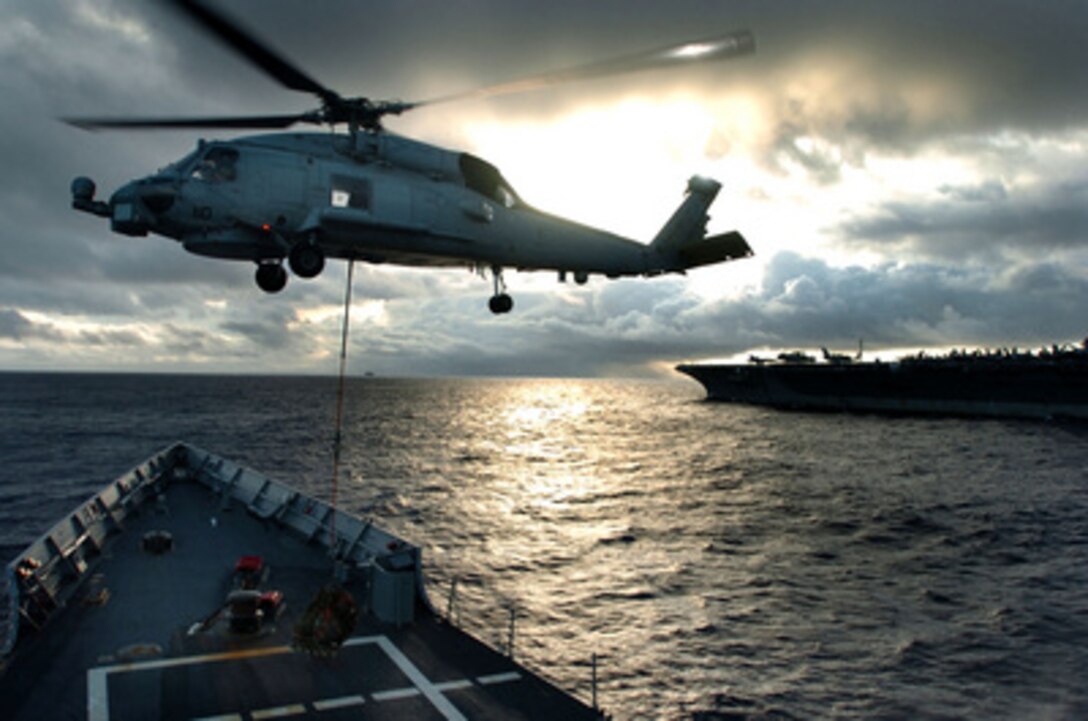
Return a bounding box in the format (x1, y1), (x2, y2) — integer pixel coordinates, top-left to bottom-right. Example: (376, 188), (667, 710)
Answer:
(0, 566), (17, 657)
(438, 573), (607, 718)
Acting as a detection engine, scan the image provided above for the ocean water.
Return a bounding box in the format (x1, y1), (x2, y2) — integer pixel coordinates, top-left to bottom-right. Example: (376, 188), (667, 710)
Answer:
(1, 372), (1087, 720)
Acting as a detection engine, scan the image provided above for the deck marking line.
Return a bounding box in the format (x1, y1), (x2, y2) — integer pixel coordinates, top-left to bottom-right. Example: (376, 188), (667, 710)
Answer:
(87, 636), (420, 721)
(95, 644), (294, 675)
(88, 667), (109, 721)
(375, 635), (468, 721)
(89, 644), (294, 721)
(477, 671), (522, 685)
(373, 686), (422, 702)
(251, 705), (306, 719)
(434, 680), (474, 692)
(312, 695), (366, 711)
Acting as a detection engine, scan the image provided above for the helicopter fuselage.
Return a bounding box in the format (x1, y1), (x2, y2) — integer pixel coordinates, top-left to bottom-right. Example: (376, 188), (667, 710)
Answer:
(73, 131), (751, 311)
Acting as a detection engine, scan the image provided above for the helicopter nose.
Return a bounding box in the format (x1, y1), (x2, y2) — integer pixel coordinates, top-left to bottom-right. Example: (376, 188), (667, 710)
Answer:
(109, 180), (175, 236)
(138, 183), (177, 215)
(109, 183), (151, 237)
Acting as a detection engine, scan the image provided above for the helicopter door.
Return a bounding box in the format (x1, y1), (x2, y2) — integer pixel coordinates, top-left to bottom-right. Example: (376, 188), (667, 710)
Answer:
(411, 186), (442, 232)
(261, 155), (306, 210)
(373, 179), (411, 226)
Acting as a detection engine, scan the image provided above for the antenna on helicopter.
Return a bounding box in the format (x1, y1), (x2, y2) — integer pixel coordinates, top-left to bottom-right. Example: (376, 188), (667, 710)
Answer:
(64, 0), (753, 138)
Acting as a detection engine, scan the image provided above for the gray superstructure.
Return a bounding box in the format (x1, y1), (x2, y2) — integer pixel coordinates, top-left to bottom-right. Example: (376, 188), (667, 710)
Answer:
(0, 443), (604, 720)
(678, 344), (1088, 419)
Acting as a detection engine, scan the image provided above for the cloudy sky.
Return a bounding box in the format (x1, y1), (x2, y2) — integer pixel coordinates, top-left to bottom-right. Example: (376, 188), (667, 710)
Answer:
(1, 0), (1086, 377)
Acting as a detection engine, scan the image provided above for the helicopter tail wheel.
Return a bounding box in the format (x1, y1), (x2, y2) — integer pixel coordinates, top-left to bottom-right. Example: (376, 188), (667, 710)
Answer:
(255, 262), (288, 293)
(488, 293), (514, 314)
(288, 239), (325, 278)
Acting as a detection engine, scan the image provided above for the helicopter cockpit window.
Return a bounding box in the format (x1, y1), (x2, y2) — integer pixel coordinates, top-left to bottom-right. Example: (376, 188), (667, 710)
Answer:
(161, 148), (201, 177)
(330, 175), (371, 210)
(192, 147), (239, 183)
(459, 154), (521, 209)
(494, 184), (517, 209)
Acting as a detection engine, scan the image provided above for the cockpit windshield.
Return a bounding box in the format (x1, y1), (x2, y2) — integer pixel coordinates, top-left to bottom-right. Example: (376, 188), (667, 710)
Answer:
(192, 146), (240, 183)
(159, 148), (201, 178)
(459, 154), (521, 209)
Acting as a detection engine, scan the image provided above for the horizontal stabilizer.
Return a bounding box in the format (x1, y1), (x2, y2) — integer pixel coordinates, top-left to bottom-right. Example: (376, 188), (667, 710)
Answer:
(677, 230), (753, 269)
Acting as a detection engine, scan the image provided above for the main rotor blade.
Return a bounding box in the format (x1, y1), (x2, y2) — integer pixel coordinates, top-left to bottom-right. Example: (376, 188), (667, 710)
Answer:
(170, 0), (336, 101)
(64, 113), (319, 131)
(415, 30), (755, 108)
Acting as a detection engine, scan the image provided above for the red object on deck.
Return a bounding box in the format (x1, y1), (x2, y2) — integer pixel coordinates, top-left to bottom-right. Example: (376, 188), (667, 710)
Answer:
(235, 555), (263, 574)
(259, 590), (284, 613)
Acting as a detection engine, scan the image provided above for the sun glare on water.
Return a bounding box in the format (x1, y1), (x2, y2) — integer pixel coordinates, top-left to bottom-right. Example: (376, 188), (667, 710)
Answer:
(500, 380), (590, 449)
(490, 380), (601, 506)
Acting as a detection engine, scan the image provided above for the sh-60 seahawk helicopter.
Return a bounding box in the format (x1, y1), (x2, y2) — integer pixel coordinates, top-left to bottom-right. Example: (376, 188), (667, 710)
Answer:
(69, 0), (754, 314)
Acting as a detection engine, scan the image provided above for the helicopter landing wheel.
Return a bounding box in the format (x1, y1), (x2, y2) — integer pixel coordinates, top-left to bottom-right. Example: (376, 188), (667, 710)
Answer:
(488, 265), (513, 314)
(488, 293), (513, 315)
(255, 262), (288, 293)
(289, 240), (325, 278)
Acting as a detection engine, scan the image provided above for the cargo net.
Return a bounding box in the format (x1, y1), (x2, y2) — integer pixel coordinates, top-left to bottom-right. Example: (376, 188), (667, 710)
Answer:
(293, 584), (358, 656)
(291, 262), (361, 657)
(290, 261), (359, 657)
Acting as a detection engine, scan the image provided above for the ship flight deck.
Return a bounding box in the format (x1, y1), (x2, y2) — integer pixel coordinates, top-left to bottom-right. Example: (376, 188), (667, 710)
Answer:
(0, 444), (602, 721)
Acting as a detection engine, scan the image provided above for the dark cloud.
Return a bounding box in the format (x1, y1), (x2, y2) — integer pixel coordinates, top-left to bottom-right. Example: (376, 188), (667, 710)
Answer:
(332, 249), (1086, 377)
(67, 1), (1088, 145)
(220, 305), (300, 352)
(219, 321), (290, 351)
(691, 252), (1088, 357)
(0, 309), (35, 341)
(836, 176), (1088, 262)
(0, 306), (142, 348)
(768, 107), (844, 184)
(4, 246), (1086, 376)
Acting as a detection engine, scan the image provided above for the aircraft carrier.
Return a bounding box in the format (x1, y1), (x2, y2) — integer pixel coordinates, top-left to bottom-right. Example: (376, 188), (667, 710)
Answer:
(677, 342), (1088, 420)
(0, 443), (605, 720)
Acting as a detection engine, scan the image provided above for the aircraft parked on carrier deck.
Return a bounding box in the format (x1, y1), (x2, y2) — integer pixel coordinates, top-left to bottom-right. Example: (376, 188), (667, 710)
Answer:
(68, 0), (755, 314)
